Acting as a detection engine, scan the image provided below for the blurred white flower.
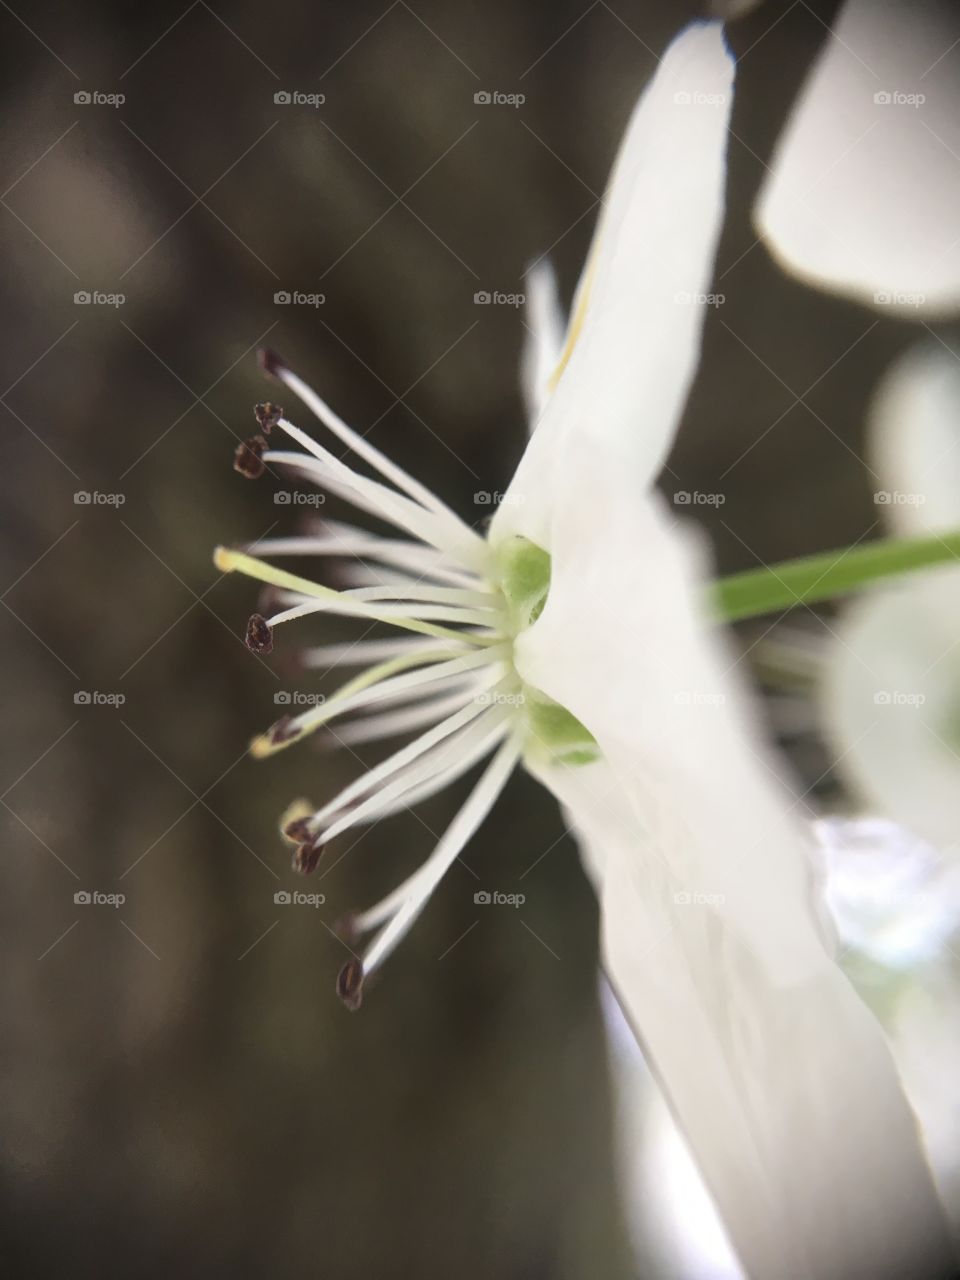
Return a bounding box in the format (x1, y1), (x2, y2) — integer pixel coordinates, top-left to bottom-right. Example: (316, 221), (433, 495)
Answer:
(756, 0), (960, 317)
(217, 22), (951, 1277)
(824, 342), (960, 848)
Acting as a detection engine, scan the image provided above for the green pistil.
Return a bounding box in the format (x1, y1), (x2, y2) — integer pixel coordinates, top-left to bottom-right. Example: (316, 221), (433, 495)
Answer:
(494, 535), (599, 766)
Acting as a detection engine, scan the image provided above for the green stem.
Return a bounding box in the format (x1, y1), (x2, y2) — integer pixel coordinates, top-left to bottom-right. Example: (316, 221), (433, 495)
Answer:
(710, 530), (960, 623)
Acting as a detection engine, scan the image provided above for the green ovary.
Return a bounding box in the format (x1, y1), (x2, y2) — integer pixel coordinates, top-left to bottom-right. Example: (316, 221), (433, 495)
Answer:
(493, 535), (599, 766)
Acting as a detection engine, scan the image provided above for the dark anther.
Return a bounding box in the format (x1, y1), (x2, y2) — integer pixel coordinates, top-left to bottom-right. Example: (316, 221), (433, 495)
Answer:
(253, 401), (283, 434)
(234, 434), (267, 479)
(336, 959), (364, 1011)
(292, 839), (323, 876)
(245, 613), (274, 656)
(258, 347), (286, 380)
(268, 716), (299, 746)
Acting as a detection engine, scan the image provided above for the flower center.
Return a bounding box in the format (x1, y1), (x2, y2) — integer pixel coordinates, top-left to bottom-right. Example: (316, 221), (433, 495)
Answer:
(493, 535), (599, 767)
(216, 350), (597, 1008)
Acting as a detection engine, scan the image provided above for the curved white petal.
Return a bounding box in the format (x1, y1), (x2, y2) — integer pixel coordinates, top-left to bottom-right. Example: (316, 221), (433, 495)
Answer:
(870, 341), (960, 534)
(520, 260), (566, 431)
(519, 461), (951, 1275)
(822, 579), (960, 850)
(756, 0), (960, 318)
(825, 341), (960, 847)
(492, 22), (734, 549)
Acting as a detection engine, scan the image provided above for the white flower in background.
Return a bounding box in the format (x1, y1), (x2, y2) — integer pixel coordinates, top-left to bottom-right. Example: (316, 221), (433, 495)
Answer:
(216, 23), (951, 1278)
(823, 342), (960, 849)
(756, 0), (960, 317)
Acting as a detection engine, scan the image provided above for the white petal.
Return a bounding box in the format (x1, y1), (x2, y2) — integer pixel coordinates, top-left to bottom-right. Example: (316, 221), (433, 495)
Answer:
(492, 22), (734, 549)
(519, 464), (951, 1273)
(822, 578), (960, 851)
(870, 341), (960, 534)
(824, 340), (960, 847)
(519, 260), (566, 431)
(756, 0), (960, 318)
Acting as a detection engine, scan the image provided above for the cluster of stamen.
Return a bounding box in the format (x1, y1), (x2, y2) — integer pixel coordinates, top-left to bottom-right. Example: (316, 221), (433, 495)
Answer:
(219, 350), (539, 1009)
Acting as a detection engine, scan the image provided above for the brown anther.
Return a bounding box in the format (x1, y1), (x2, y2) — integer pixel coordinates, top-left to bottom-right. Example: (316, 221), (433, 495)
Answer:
(268, 716), (299, 746)
(292, 839), (324, 876)
(234, 434), (267, 479)
(334, 912), (360, 946)
(245, 613), (274, 656)
(258, 347), (286, 380)
(283, 816), (314, 845)
(336, 959), (364, 1011)
(253, 401), (283, 434)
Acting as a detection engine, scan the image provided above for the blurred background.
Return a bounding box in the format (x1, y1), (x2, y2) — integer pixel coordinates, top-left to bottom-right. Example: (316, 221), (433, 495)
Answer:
(2, 0), (956, 1275)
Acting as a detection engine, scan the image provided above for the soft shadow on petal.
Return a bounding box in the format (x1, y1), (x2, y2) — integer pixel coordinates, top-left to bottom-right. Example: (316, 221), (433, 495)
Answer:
(756, 0), (960, 318)
(492, 22), (734, 549)
(520, 260), (566, 432)
(824, 342), (960, 847)
(519, 454), (953, 1276)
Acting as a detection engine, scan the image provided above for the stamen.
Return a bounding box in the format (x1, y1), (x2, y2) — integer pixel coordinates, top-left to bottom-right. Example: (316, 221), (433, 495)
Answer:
(356, 732), (522, 982)
(336, 957), (364, 1011)
(245, 613), (273, 655)
(249, 645), (510, 757)
(318, 705), (512, 846)
(307, 672), (510, 836)
(234, 435), (267, 479)
(259, 348), (486, 565)
(254, 401), (283, 434)
(215, 547), (501, 647)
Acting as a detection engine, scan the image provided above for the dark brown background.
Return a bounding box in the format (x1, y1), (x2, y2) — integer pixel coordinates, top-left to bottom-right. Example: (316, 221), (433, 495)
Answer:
(1, 1), (942, 1275)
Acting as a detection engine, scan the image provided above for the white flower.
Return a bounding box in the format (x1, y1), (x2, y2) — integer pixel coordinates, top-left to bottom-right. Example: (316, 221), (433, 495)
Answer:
(216, 23), (951, 1276)
(823, 341), (960, 849)
(756, 0), (960, 317)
